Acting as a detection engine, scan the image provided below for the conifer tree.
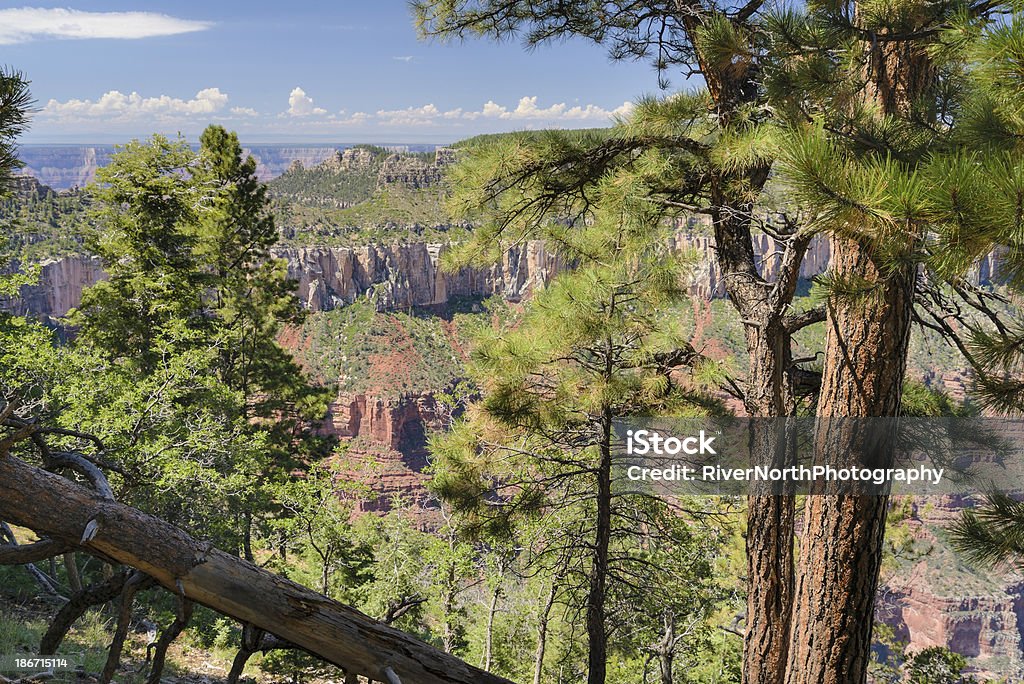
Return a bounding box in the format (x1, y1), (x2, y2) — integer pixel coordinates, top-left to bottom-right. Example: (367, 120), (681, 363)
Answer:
(429, 159), (725, 683)
(413, 6), (814, 679)
(66, 127), (330, 555)
(765, 4), (1022, 682)
(414, 3), (1023, 682)
(940, 17), (1024, 599)
(0, 67), (31, 195)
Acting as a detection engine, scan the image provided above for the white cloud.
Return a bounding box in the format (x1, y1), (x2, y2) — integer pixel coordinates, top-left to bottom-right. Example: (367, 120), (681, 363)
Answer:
(0, 7), (211, 45)
(376, 104), (443, 127)
(42, 87), (229, 121)
(287, 87), (327, 117)
(377, 97), (633, 126)
(335, 111), (370, 125)
(392, 56), (415, 63)
(480, 96), (633, 122)
(230, 106), (259, 117)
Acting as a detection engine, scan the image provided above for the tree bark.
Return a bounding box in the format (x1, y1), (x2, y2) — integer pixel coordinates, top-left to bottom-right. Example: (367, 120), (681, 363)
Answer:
(102, 570), (154, 683)
(40, 570), (129, 655)
(785, 23), (931, 683)
(658, 613), (675, 684)
(533, 584), (556, 684)
(707, 146), (803, 684)
(146, 595), (193, 684)
(741, 322), (797, 684)
(586, 414), (614, 684)
(785, 238), (916, 684)
(0, 453), (514, 684)
(483, 574), (502, 671)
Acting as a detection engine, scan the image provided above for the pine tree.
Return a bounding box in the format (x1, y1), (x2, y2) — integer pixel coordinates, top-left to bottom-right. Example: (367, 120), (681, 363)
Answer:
(429, 162), (726, 683)
(940, 17), (1024, 612)
(0, 67), (31, 195)
(0, 68), (55, 425)
(66, 127), (330, 554)
(765, 4), (1022, 682)
(412, 5), (815, 679)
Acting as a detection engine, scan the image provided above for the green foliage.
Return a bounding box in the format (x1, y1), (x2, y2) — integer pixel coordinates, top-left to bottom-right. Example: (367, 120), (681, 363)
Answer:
(429, 122), (729, 681)
(269, 145), (456, 246)
(0, 67), (31, 192)
(51, 126), (331, 549)
(0, 178), (90, 261)
(270, 458), (372, 596)
(269, 145), (386, 207)
(951, 494), (1024, 569)
(293, 298), (499, 397)
(907, 646), (975, 684)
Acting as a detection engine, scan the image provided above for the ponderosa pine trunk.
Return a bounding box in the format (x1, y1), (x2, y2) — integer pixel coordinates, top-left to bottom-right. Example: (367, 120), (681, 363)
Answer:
(709, 189), (805, 684)
(785, 239), (915, 684)
(741, 319), (798, 684)
(682, 18), (803, 683)
(586, 411), (614, 684)
(785, 25), (932, 684)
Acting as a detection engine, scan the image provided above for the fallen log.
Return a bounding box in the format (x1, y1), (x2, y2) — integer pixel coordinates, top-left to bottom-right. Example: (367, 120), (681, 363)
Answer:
(0, 453), (513, 684)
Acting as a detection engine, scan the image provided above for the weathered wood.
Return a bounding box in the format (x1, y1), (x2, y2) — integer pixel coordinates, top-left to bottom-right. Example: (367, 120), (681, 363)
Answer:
(0, 454), (514, 684)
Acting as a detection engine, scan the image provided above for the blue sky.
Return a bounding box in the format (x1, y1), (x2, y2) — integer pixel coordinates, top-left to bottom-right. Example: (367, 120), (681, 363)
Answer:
(2, 2), (668, 144)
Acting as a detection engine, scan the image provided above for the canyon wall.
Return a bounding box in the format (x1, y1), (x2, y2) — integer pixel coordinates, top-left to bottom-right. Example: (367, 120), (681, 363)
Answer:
(14, 233), (826, 319)
(18, 232), (1009, 320)
(8, 238), (1024, 675)
(5, 255), (106, 318)
(876, 496), (1024, 679)
(281, 241), (561, 313)
(15, 145), (439, 189)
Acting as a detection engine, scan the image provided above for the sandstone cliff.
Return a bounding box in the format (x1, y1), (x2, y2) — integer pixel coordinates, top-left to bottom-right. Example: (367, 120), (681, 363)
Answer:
(877, 495), (1024, 679)
(281, 241), (560, 313)
(5, 255), (105, 318)
(322, 392), (444, 510)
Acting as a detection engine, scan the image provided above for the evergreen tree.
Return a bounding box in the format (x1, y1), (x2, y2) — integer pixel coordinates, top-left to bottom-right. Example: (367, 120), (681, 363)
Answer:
(65, 127), (330, 554)
(429, 168), (726, 683)
(0, 67), (31, 194)
(765, 5), (1022, 681)
(412, 5), (815, 679)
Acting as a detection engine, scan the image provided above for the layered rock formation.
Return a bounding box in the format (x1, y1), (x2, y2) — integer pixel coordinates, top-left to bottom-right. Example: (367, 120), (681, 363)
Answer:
(281, 241), (560, 313)
(680, 231), (831, 299)
(17, 146), (111, 190)
(322, 392), (444, 510)
(4, 255), (105, 318)
(16, 232), (1010, 320)
(376, 152), (447, 190)
(877, 496), (1024, 679)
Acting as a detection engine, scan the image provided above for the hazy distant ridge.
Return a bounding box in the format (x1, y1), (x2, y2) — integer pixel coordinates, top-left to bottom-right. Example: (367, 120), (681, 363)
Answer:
(15, 144), (440, 190)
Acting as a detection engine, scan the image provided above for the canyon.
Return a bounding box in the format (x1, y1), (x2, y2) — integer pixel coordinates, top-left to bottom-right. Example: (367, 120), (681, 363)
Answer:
(15, 144), (439, 190)
(3, 161), (1020, 677)
(13, 231), (832, 319)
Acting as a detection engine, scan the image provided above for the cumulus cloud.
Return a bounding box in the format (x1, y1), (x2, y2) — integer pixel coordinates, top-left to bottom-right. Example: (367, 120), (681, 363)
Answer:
(378, 97), (634, 126)
(230, 106), (259, 117)
(0, 7), (211, 44)
(376, 104), (444, 127)
(287, 87), (327, 116)
(42, 88), (229, 120)
(476, 96), (635, 121)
